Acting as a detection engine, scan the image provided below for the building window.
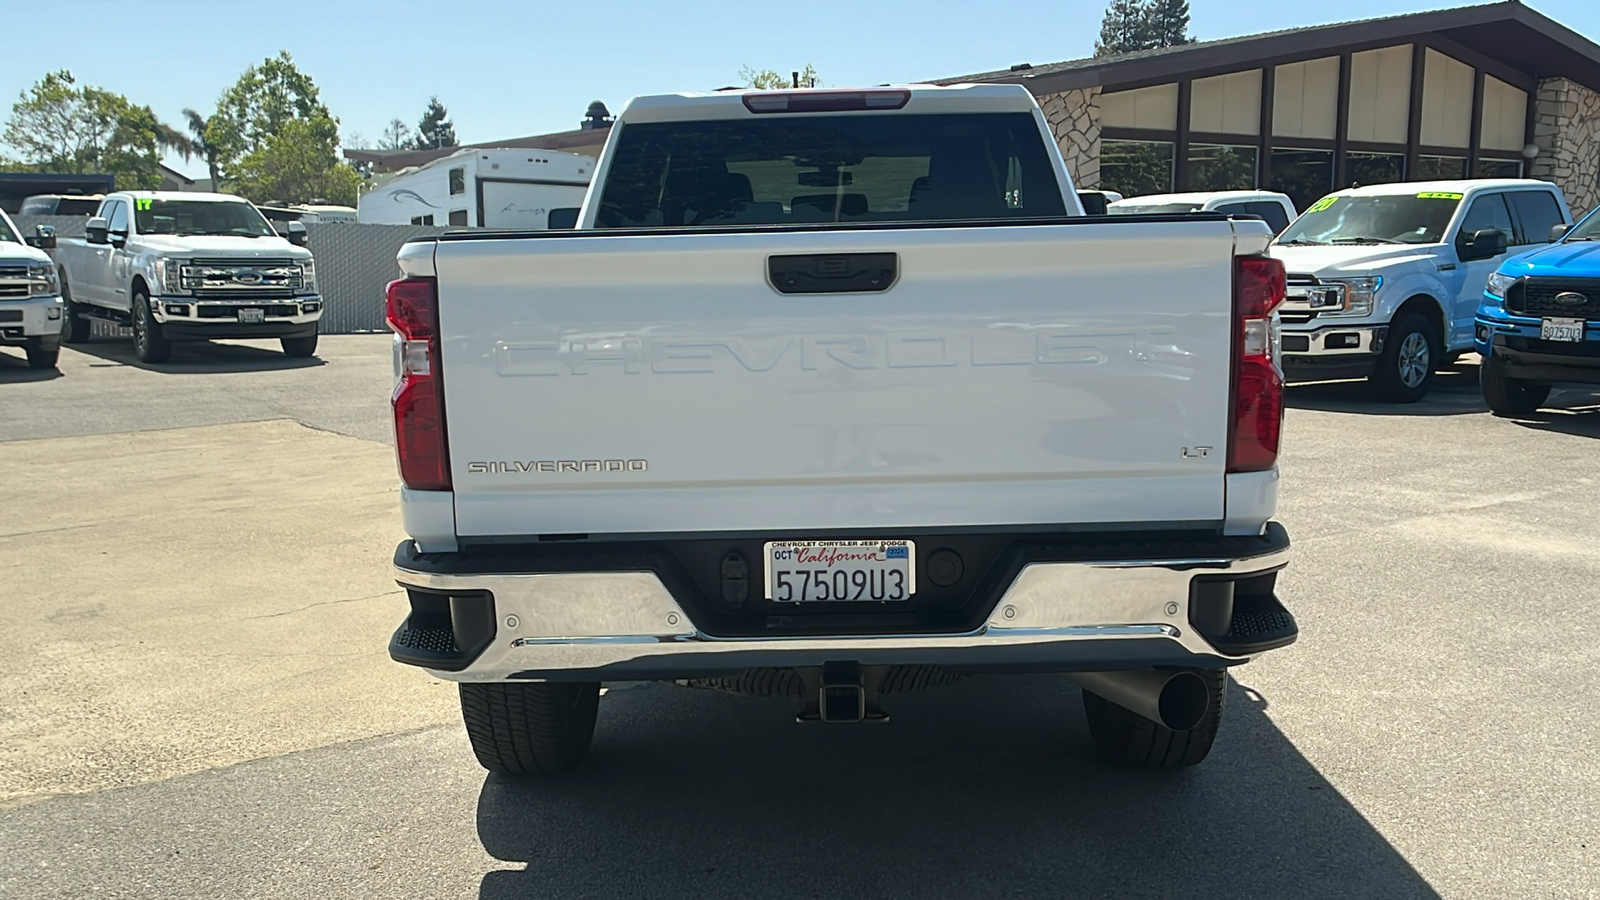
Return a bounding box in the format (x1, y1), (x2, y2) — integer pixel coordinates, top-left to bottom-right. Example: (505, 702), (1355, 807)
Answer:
(448, 209), (468, 226)
(1347, 152), (1406, 187)
(1348, 46), (1413, 144)
(449, 167), (466, 196)
(1188, 144), (1258, 191)
(1101, 84), (1179, 131)
(1270, 149), (1335, 211)
(1274, 57), (1339, 140)
(1421, 49), (1475, 148)
(410, 214), (435, 225)
(1190, 70), (1262, 136)
(1475, 158), (1523, 179)
(1480, 76), (1529, 153)
(1101, 140), (1175, 196)
(1415, 156), (1468, 180)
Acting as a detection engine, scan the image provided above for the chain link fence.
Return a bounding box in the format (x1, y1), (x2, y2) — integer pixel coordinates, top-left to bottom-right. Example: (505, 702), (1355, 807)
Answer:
(14, 216), (448, 335)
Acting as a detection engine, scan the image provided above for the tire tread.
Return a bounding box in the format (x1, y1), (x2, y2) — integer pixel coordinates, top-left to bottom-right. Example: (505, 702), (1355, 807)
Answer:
(459, 682), (599, 776)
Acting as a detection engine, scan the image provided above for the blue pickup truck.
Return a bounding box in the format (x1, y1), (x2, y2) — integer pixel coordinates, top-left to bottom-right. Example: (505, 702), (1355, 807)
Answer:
(1476, 207), (1600, 415)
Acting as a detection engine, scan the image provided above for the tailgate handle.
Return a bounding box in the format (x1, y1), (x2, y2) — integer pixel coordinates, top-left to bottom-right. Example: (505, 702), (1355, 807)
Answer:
(767, 252), (897, 294)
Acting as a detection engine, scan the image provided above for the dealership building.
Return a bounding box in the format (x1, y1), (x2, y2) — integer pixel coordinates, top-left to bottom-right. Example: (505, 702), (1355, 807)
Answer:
(938, 1), (1600, 214)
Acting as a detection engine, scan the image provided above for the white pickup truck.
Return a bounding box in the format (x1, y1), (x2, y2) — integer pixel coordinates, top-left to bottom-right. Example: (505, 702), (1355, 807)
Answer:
(384, 84), (1297, 774)
(0, 209), (63, 368)
(52, 191), (323, 363)
(1272, 179), (1573, 401)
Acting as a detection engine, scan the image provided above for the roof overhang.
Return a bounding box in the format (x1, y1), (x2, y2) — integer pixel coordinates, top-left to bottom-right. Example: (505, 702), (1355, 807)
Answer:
(939, 2), (1600, 96)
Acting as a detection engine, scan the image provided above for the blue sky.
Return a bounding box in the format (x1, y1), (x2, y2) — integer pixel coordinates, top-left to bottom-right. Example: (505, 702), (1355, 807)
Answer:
(2, 0), (1596, 177)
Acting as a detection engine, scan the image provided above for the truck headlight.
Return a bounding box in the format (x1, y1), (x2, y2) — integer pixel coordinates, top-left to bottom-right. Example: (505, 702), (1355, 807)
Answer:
(27, 264), (58, 297)
(1322, 276), (1382, 316)
(299, 261), (316, 294)
(159, 258), (190, 295)
(1485, 271), (1517, 299)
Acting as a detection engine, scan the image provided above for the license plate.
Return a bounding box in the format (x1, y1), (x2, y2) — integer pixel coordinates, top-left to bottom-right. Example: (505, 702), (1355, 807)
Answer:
(237, 307), (265, 324)
(764, 540), (915, 602)
(1540, 317), (1584, 342)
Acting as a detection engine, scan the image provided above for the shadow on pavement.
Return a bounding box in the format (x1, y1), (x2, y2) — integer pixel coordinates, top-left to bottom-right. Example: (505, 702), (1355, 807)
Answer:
(1286, 364), (1484, 416)
(475, 676), (1439, 899)
(65, 334), (325, 373)
(1505, 394), (1600, 440)
(0, 351), (63, 382)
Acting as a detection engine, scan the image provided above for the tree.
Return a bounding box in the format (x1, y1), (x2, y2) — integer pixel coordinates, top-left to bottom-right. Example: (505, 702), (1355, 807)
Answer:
(178, 108), (224, 189)
(379, 118), (412, 150)
(739, 64), (819, 89)
(1144, 0), (1195, 49)
(1, 70), (169, 188)
(1095, 0), (1194, 57)
(228, 117), (362, 205)
(1095, 0), (1150, 56)
(206, 51), (363, 205)
(410, 97), (456, 150)
(208, 51), (338, 177)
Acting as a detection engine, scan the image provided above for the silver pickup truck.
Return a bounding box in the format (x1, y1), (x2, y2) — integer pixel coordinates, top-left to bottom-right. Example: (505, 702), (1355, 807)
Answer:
(52, 191), (323, 363)
(0, 208), (63, 369)
(384, 84), (1297, 775)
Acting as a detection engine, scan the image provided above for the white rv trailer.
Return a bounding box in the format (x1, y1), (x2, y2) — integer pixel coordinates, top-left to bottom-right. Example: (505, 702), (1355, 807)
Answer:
(358, 147), (594, 229)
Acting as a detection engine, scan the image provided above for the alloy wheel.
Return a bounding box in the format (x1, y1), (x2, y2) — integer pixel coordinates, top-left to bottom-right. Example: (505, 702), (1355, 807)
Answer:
(1397, 332), (1430, 388)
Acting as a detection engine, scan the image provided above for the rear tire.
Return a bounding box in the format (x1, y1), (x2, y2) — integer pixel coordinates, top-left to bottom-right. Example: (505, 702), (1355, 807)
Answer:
(24, 336), (59, 369)
(459, 682), (600, 775)
(1370, 313), (1438, 403)
(1480, 355), (1550, 416)
(1081, 668), (1227, 768)
(280, 333), (318, 358)
(131, 291), (171, 363)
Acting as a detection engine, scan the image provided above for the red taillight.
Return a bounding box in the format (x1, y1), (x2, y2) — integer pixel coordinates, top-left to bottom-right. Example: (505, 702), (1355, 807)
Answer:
(386, 277), (450, 490)
(1229, 256), (1286, 474)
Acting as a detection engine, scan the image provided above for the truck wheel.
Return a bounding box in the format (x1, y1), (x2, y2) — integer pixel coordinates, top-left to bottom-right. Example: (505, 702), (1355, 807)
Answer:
(1081, 668), (1226, 768)
(24, 337), (59, 369)
(1371, 313), (1437, 403)
(1480, 356), (1550, 416)
(459, 682), (600, 775)
(60, 283), (91, 344)
(131, 291), (172, 364)
(280, 333), (318, 358)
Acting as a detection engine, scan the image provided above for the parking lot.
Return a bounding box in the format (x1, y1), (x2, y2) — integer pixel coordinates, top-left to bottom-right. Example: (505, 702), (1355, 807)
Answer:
(1, 333), (1597, 899)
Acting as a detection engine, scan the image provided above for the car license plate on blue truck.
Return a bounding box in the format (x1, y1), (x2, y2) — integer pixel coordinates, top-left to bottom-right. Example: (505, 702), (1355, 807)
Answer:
(764, 540), (915, 602)
(1541, 317), (1584, 342)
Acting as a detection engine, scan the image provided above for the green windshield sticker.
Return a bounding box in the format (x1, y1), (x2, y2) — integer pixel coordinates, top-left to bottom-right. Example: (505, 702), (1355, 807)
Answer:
(135, 198), (153, 210)
(1416, 191), (1463, 200)
(1306, 196), (1338, 214)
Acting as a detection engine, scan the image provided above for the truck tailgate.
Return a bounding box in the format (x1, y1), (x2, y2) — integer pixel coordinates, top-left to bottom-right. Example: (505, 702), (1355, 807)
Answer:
(433, 222), (1239, 537)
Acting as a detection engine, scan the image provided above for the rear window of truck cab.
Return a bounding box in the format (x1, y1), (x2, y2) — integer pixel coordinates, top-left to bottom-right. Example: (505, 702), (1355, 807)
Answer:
(594, 113), (1067, 228)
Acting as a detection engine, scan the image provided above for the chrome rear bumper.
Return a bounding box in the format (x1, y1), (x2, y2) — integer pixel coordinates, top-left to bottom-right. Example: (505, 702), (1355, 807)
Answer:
(390, 526), (1294, 682)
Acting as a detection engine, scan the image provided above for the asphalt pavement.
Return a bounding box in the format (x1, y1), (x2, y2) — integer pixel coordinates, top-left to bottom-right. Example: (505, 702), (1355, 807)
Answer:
(0, 335), (1596, 899)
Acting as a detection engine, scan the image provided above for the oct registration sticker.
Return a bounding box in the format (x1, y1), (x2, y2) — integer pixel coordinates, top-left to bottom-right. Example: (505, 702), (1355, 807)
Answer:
(764, 540), (915, 602)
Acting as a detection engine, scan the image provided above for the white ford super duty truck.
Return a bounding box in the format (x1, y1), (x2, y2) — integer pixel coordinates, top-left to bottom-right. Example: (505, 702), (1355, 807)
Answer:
(384, 84), (1296, 774)
(0, 209), (64, 369)
(52, 191), (323, 363)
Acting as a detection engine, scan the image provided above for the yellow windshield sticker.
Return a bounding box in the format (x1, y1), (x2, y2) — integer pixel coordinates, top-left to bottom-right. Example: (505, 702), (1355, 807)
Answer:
(1416, 192), (1463, 200)
(1306, 196), (1338, 214)
(135, 198), (154, 210)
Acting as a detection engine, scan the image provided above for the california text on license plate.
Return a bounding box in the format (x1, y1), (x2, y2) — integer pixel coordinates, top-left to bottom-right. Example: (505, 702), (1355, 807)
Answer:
(764, 540), (915, 602)
(1540, 316), (1584, 342)
(238, 307), (265, 324)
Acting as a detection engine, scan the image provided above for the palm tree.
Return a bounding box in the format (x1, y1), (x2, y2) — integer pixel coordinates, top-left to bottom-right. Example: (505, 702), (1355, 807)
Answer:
(179, 108), (223, 189)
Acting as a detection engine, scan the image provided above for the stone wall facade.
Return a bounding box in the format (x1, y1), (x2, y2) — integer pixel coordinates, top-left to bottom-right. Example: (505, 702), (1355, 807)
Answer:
(1038, 87), (1102, 190)
(1530, 78), (1600, 218)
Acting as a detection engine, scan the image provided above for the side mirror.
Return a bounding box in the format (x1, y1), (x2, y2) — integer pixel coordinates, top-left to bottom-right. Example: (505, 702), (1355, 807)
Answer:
(547, 207), (579, 230)
(1550, 223), (1570, 242)
(1459, 228), (1508, 262)
(85, 216), (109, 245)
(25, 224), (56, 250)
(285, 221), (309, 246)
